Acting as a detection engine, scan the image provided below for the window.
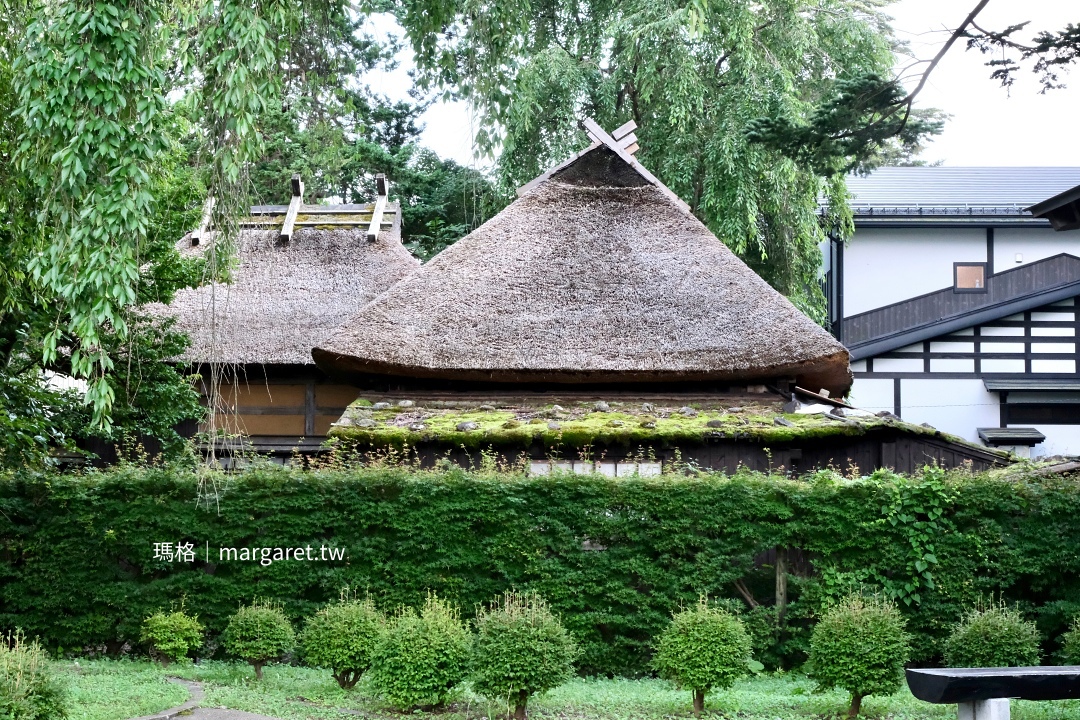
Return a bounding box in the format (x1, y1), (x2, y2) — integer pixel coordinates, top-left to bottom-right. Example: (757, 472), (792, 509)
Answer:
(1006, 404), (1080, 424)
(954, 262), (987, 292)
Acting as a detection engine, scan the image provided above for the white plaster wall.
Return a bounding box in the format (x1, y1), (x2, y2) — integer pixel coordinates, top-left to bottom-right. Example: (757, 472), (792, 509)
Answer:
(874, 358), (924, 372)
(844, 228), (987, 316)
(848, 378), (895, 414)
(1027, 425), (1080, 458)
(993, 228), (1080, 270)
(899, 379), (1001, 444)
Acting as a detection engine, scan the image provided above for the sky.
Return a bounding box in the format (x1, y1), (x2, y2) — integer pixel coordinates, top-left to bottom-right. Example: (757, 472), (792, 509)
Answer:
(365, 0), (1080, 169)
(886, 0), (1079, 166)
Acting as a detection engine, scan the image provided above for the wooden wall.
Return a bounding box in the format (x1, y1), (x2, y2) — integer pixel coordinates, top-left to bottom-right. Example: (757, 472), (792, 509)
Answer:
(194, 365), (358, 441)
(402, 426), (1007, 476)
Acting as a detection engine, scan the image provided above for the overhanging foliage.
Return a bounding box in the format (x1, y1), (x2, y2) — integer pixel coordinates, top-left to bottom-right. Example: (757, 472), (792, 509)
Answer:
(393, 0), (904, 320)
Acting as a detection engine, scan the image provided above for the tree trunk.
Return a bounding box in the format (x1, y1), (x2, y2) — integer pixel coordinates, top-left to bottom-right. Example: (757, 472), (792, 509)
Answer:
(693, 689), (705, 716)
(513, 690), (528, 720)
(775, 546), (789, 620)
(847, 693), (863, 718)
(254, 662), (264, 681)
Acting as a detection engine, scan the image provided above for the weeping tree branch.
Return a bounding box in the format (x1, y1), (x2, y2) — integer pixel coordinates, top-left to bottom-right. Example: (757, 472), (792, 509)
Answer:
(745, 0), (1080, 174)
(901, 0), (992, 111)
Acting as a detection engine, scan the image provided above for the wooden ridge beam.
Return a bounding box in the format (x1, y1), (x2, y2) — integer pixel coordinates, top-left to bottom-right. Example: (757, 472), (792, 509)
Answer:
(294, 220), (394, 228)
(239, 219), (395, 228)
(617, 131), (639, 155)
(251, 206), (398, 216)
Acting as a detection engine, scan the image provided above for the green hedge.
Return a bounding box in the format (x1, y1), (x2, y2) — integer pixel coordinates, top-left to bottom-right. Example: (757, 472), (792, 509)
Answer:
(1, 465), (1079, 673)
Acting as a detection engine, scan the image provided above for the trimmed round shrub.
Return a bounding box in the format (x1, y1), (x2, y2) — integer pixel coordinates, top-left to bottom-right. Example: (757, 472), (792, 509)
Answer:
(944, 605), (1040, 668)
(368, 593), (470, 710)
(140, 609), (203, 666)
(301, 595), (384, 689)
(808, 595), (909, 718)
(471, 591), (578, 720)
(222, 600), (295, 680)
(652, 597), (752, 716)
(0, 632), (68, 720)
(1060, 618), (1080, 664)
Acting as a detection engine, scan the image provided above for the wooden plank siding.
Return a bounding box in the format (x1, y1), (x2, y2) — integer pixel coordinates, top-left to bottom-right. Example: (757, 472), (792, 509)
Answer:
(854, 296), (1079, 380)
(394, 427), (1006, 476)
(844, 253), (1080, 350)
(194, 366), (358, 441)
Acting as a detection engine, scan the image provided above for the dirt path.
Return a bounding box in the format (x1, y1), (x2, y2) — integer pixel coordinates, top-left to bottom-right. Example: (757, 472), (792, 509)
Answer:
(128, 679), (283, 720)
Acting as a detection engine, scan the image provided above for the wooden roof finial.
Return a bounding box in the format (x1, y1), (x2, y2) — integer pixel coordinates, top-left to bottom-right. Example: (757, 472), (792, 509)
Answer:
(367, 173), (389, 243)
(191, 196), (215, 246)
(280, 174), (305, 243)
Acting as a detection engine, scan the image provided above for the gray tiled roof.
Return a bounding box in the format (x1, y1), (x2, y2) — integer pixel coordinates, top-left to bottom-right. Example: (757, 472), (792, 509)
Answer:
(843, 167), (1080, 217)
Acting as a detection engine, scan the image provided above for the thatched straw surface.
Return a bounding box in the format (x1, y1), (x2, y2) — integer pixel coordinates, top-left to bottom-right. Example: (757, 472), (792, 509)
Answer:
(159, 208), (419, 365)
(313, 147), (852, 395)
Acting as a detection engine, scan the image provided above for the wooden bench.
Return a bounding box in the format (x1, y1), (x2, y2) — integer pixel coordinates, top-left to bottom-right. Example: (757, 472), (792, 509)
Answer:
(907, 667), (1080, 720)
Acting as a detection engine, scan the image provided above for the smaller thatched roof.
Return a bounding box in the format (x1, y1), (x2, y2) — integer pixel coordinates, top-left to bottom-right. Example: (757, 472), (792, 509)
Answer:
(314, 121), (852, 395)
(158, 196), (419, 366)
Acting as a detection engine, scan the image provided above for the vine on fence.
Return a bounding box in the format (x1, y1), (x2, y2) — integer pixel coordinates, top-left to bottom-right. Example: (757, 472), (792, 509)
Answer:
(876, 467), (951, 606)
(0, 465), (1077, 670)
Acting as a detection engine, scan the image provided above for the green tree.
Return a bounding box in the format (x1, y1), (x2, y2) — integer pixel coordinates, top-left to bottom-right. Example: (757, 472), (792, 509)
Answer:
(368, 594), (471, 710)
(470, 591), (578, 720)
(0, 3), (209, 466)
(4, 0), (367, 432)
(652, 597), (752, 716)
(944, 604), (1040, 668)
(0, 65), (206, 466)
(807, 595), (909, 718)
(301, 594), (384, 690)
(14, 0), (174, 425)
(395, 149), (504, 261)
(223, 601), (296, 681)
(0, 2), (79, 468)
(394, 0), (904, 320)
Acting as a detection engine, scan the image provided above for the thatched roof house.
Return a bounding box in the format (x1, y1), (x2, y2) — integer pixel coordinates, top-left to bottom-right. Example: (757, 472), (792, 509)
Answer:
(170, 192), (417, 365)
(160, 176), (419, 455)
(314, 122), (1011, 475)
(313, 121), (851, 396)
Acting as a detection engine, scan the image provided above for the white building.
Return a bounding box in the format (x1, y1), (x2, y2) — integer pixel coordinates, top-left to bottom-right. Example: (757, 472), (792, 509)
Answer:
(824, 167), (1080, 458)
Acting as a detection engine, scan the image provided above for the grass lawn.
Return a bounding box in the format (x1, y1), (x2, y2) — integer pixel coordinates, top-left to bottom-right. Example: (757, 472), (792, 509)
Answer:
(62, 660), (188, 720)
(60, 660), (1080, 720)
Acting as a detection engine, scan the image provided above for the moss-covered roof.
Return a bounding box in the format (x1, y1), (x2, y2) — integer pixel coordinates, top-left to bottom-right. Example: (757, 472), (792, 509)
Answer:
(327, 395), (1009, 459)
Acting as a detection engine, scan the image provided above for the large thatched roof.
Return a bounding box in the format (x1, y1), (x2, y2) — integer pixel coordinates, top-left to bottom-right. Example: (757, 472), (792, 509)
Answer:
(159, 200), (419, 366)
(313, 125), (852, 395)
